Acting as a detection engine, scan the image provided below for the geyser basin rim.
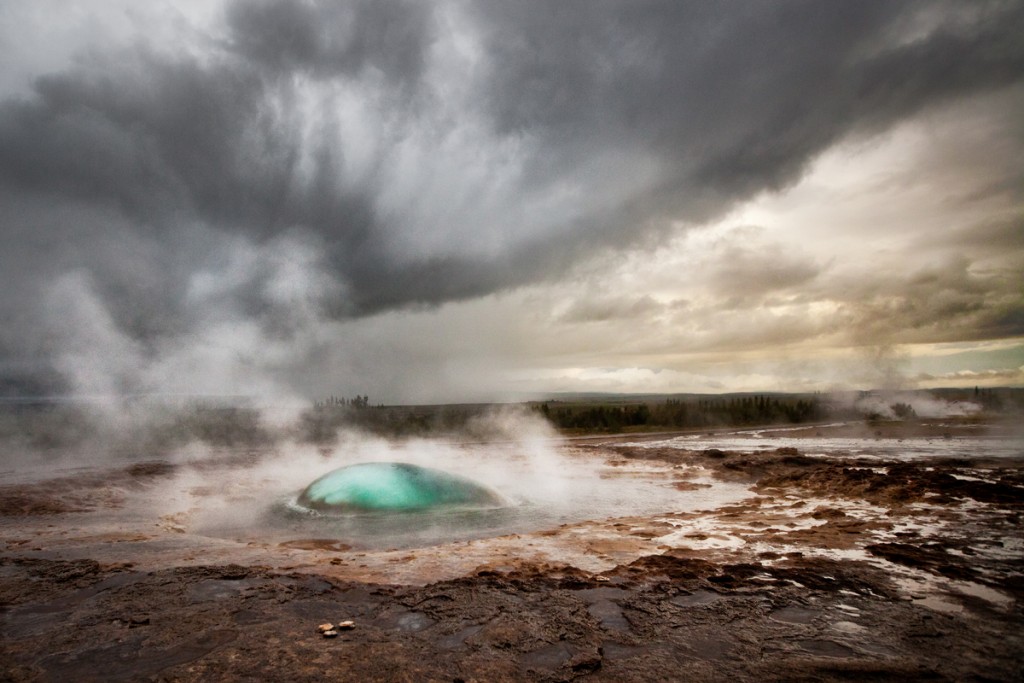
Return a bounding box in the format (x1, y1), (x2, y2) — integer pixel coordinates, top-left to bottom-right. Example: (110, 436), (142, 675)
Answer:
(297, 461), (506, 513)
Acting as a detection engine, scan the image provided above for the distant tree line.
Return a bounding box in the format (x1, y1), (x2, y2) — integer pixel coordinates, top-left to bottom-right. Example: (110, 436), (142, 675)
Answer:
(890, 402), (916, 419)
(973, 386), (1004, 411)
(299, 396), (496, 442)
(314, 394), (371, 409)
(291, 388), (1023, 442)
(535, 395), (826, 432)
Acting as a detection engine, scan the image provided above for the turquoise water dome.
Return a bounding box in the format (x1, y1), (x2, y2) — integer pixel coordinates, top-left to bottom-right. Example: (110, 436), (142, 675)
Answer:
(297, 462), (504, 512)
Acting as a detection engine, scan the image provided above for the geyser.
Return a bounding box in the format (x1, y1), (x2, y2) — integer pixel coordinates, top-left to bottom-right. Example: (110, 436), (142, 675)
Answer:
(297, 462), (504, 512)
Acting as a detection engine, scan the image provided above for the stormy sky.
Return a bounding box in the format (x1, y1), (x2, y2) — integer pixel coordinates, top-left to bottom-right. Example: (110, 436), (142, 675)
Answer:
(1, 0), (1022, 404)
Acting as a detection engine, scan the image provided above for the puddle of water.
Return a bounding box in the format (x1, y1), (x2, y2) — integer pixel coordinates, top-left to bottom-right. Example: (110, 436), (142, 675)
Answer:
(797, 639), (856, 658)
(232, 608), (277, 625)
(626, 433), (1024, 461)
(689, 635), (735, 661)
(588, 599), (630, 631)
(658, 521), (746, 550)
(670, 590), (721, 608)
(38, 629), (237, 682)
(382, 610), (435, 633)
(950, 581), (1014, 609)
(438, 623), (484, 650)
(601, 641), (645, 661)
(574, 586), (632, 631)
(575, 586), (630, 603)
(770, 606), (818, 624)
(520, 642), (573, 670)
(831, 620), (866, 634)
(186, 578), (260, 602)
(3, 571), (145, 635)
(894, 573), (1014, 615)
(912, 595), (963, 615)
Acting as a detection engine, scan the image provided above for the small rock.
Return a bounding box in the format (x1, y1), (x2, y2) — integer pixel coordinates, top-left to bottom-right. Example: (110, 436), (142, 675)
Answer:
(594, 576), (610, 583)
(317, 623), (334, 633)
(337, 620), (355, 630)
(322, 629), (339, 638)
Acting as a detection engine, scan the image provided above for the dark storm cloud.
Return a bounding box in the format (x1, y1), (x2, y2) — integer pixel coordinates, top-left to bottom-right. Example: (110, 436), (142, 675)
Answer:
(835, 256), (1024, 346)
(472, 0), (1024, 202)
(0, 0), (1023, 396)
(929, 213), (1024, 253)
(226, 0), (433, 85)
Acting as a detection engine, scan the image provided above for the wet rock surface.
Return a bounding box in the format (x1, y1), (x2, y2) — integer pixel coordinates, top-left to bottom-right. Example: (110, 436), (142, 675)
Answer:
(0, 461), (177, 517)
(1, 554), (1022, 682)
(1, 422), (1022, 680)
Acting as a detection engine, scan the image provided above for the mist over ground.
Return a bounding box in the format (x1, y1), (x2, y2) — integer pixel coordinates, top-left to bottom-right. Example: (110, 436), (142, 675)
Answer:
(1, 385), (1019, 478)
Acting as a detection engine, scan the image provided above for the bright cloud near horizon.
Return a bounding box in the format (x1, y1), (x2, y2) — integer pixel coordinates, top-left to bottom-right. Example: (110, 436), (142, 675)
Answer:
(0, 0), (1022, 405)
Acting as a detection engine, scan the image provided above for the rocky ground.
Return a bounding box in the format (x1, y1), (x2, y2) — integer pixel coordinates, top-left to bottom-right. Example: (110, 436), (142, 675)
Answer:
(1, 421), (1022, 681)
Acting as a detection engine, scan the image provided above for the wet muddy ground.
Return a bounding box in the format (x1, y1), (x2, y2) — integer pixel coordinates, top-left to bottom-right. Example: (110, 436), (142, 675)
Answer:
(2, 420), (1022, 681)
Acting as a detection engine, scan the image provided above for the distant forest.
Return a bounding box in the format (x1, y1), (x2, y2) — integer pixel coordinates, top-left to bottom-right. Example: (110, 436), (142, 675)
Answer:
(297, 387), (1016, 439)
(535, 386), (1012, 434)
(0, 388), (1015, 452)
(535, 395), (824, 432)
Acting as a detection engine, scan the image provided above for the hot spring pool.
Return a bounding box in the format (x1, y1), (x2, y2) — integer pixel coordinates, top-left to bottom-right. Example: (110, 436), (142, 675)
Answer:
(186, 446), (748, 551)
(296, 462), (506, 512)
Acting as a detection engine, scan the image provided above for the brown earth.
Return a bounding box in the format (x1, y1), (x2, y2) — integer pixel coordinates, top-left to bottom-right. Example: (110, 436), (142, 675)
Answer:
(2, 552), (1020, 682)
(1, 424), (1022, 681)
